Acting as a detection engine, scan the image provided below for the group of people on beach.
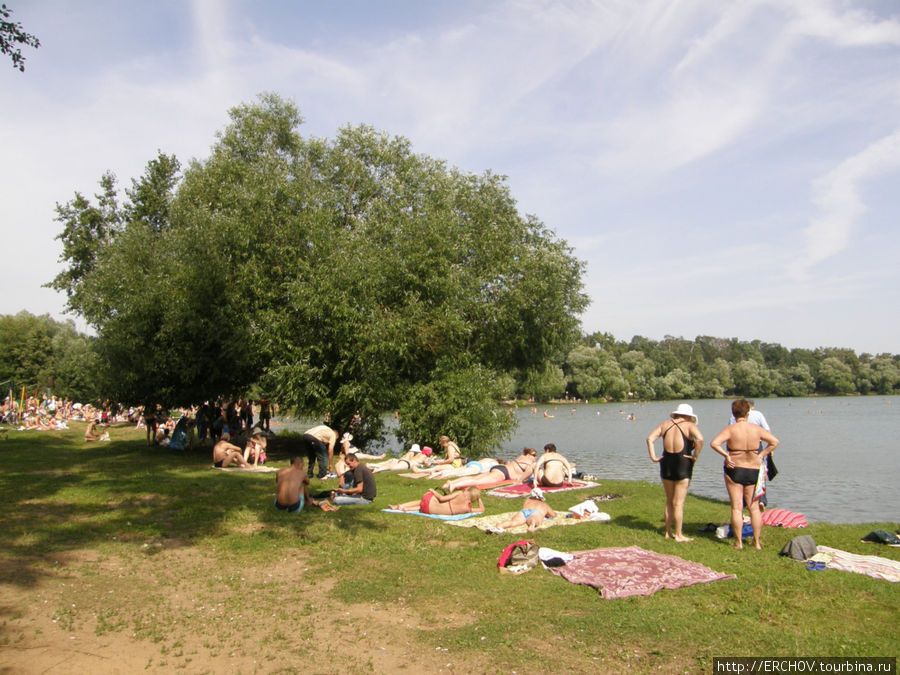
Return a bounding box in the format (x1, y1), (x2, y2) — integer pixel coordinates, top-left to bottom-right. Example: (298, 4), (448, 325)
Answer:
(646, 398), (779, 550)
(266, 397), (781, 550)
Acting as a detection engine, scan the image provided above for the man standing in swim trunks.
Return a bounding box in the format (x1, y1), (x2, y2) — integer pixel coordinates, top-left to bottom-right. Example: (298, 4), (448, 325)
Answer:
(646, 403), (704, 542)
(275, 455), (338, 513)
(258, 397), (272, 432)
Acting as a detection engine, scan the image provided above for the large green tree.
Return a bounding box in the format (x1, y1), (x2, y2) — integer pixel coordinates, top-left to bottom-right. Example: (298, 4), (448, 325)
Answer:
(49, 94), (588, 451)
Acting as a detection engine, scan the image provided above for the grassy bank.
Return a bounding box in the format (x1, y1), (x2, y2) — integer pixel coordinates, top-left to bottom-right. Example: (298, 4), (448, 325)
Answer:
(1, 425), (897, 673)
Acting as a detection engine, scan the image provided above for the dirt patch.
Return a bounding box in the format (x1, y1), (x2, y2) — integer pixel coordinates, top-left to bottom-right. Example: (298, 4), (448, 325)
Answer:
(0, 545), (488, 674)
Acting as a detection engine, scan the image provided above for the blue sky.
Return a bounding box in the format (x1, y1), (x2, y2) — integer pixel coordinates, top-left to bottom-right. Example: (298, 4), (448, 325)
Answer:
(2, 0), (899, 355)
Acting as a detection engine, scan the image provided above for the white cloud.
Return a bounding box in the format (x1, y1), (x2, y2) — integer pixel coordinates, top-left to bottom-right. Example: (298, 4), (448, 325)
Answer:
(802, 129), (900, 269)
(785, 0), (900, 47)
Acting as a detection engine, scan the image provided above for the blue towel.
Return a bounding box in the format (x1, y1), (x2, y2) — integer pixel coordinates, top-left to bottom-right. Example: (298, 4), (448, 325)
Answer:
(381, 509), (480, 521)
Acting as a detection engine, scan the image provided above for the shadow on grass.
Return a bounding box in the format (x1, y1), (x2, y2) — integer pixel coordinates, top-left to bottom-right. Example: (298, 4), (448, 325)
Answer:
(0, 430), (386, 592)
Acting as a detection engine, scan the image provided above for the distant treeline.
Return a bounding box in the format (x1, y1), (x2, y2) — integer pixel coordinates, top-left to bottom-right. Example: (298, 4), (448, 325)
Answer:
(552, 332), (900, 402)
(2, 312), (897, 404)
(0, 311), (99, 402)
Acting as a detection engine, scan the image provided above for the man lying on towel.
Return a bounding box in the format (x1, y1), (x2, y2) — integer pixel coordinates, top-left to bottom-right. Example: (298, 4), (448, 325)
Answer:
(275, 455), (339, 513)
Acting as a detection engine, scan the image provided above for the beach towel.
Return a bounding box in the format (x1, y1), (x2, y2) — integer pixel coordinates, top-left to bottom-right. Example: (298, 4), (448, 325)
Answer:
(814, 545), (900, 582)
(215, 465), (278, 473)
(380, 509), (481, 521)
(445, 510), (610, 534)
(548, 546), (736, 599)
(440, 478), (516, 491)
(761, 508), (808, 528)
(753, 466), (766, 502)
(488, 479), (600, 498)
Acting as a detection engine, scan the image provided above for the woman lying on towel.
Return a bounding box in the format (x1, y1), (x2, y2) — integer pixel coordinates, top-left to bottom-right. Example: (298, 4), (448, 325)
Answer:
(367, 444), (433, 473)
(411, 457), (499, 480)
(442, 448), (537, 492)
(390, 487), (484, 515)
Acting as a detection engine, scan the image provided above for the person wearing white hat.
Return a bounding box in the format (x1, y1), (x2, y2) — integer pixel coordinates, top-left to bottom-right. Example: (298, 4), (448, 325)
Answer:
(366, 443), (431, 473)
(488, 486), (557, 534)
(646, 403), (704, 542)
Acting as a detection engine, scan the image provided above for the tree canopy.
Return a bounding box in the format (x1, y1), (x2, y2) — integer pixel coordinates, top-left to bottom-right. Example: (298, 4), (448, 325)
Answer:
(1, 4), (39, 72)
(48, 94), (588, 452)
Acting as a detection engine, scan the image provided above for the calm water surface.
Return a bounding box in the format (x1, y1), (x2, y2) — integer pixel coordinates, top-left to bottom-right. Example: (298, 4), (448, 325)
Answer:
(280, 396), (899, 524)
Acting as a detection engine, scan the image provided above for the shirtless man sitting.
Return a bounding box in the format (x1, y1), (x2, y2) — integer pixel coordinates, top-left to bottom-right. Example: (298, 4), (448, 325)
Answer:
(275, 455), (338, 513)
(212, 435), (251, 468)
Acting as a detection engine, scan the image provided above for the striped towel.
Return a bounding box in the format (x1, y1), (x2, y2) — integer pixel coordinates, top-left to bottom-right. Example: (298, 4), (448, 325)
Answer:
(815, 545), (900, 583)
(761, 508), (808, 528)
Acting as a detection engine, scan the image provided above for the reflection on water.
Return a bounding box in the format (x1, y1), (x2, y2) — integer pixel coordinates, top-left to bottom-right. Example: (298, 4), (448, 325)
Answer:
(277, 396), (900, 524)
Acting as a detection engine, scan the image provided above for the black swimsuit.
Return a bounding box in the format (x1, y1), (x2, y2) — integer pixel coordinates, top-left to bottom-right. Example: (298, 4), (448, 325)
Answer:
(724, 463), (760, 486)
(660, 421), (695, 481)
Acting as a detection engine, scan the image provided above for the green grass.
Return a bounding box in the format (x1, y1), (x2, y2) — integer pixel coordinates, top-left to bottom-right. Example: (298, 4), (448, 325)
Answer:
(1, 424), (897, 672)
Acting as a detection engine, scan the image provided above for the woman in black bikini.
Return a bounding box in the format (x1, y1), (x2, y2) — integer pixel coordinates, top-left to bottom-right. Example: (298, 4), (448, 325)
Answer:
(442, 448), (537, 492)
(710, 399), (780, 550)
(646, 403), (704, 542)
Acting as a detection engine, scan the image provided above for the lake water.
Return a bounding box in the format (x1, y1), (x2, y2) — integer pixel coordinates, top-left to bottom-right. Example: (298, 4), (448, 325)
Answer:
(278, 395), (899, 524)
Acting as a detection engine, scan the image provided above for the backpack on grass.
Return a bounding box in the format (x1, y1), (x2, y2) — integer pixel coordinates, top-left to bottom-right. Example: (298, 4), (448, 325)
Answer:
(498, 540), (539, 574)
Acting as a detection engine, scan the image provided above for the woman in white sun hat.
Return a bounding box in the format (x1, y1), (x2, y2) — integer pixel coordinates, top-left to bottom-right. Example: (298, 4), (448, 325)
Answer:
(645, 403), (704, 542)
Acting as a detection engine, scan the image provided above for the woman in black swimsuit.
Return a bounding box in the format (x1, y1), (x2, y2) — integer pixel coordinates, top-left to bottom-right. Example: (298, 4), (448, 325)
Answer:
(646, 403), (704, 542)
(710, 399), (780, 550)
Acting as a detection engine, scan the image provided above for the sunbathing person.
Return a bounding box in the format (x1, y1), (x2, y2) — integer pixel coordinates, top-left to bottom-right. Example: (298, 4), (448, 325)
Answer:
(339, 432), (386, 460)
(533, 443), (574, 487)
(389, 487), (484, 515)
(432, 435), (462, 467)
(442, 448), (537, 492)
(367, 444), (432, 472)
(489, 488), (557, 533)
(84, 418), (102, 442)
(412, 457), (499, 480)
(275, 455), (339, 513)
(242, 432), (268, 468)
(212, 436), (251, 468)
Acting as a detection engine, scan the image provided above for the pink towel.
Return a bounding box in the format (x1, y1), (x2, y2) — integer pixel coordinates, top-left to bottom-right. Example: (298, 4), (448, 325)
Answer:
(761, 508), (808, 528)
(549, 546), (736, 599)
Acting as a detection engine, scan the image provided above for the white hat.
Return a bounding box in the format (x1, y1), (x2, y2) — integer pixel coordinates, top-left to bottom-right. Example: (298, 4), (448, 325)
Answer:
(670, 403), (697, 423)
(342, 432), (353, 442)
(410, 444), (421, 453)
(529, 487), (545, 501)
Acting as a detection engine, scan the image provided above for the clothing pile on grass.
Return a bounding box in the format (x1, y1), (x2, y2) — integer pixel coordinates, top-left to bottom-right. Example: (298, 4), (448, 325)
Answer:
(779, 533), (900, 582)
